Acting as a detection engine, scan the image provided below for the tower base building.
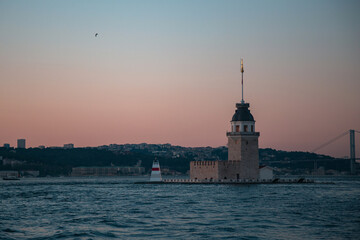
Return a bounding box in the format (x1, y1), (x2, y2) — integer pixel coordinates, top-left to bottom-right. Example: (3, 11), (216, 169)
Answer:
(190, 103), (259, 181)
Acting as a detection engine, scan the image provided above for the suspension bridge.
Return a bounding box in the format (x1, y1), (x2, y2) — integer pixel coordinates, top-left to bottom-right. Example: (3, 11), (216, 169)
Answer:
(311, 129), (359, 174)
(263, 129), (360, 175)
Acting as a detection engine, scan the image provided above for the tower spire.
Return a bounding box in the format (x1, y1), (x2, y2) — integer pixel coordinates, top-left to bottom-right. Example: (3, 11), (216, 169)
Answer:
(241, 58), (244, 104)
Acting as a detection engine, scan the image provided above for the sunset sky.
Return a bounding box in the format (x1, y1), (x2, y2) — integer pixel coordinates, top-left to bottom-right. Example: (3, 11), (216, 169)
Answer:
(1, 0), (359, 158)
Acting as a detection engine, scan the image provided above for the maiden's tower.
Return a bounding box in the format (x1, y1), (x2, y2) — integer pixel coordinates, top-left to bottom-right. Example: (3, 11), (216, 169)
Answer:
(190, 59), (260, 180)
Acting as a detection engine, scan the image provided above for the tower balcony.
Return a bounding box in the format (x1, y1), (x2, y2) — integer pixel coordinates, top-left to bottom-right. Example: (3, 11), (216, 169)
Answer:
(226, 132), (260, 137)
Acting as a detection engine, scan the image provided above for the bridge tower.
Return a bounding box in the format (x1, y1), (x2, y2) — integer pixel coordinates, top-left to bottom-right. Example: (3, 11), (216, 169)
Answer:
(350, 129), (355, 175)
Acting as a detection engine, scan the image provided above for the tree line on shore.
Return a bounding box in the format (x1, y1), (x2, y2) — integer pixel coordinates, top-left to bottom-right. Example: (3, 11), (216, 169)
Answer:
(0, 146), (350, 176)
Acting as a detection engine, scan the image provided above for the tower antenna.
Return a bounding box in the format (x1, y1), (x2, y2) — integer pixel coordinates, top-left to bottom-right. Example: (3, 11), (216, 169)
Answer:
(241, 58), (244, 104)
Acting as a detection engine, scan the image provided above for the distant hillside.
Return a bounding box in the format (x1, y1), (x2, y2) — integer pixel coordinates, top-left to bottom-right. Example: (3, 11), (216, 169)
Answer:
(259, 148), (350, 175)
(0, 144), (352, 176)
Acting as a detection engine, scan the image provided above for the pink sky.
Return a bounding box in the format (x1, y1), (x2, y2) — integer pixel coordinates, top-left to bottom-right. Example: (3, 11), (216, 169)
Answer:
(1, 1), (360, 158)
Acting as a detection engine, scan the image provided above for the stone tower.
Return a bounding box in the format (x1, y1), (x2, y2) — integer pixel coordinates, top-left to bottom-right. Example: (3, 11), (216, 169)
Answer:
(223, 58), (259, 179)
(226, 102), (260, 179)
(189, 59), (260, 181)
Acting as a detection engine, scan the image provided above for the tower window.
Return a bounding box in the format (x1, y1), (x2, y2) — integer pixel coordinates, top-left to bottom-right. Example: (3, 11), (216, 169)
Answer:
(236, 125), (240, 132)
(244, 125), (248, 132)
(251, 125), (254, 132)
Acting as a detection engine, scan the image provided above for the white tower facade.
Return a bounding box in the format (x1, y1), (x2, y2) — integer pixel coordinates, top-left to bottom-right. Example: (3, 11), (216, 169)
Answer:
(150, 159), (162, 182)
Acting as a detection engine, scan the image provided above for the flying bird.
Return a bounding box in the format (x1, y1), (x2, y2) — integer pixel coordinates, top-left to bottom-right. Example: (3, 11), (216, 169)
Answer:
(95, 33), (98, 37)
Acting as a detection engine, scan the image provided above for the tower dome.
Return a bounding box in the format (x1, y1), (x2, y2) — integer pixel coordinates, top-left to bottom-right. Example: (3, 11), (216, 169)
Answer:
(232, 103), (254, 122)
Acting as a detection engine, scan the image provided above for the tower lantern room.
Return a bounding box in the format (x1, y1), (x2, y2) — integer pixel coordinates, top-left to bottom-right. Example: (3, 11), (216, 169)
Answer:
(230, 103), (256, 134)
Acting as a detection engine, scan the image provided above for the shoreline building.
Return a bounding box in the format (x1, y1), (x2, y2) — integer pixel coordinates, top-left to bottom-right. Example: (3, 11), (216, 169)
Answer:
(63, 143), (74, 149)
(17, 139), (26, 149)
(71, 166), (145, 176)
(190, 60), (260, 180)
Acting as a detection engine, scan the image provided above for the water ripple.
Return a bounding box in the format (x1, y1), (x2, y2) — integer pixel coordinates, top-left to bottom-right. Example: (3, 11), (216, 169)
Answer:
(1, 176), (359, 240)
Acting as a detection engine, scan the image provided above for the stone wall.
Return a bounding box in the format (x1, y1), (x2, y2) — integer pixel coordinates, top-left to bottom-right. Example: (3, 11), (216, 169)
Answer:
(190, 161), (219, 180)
(190, 159), (259, 180)
(217, 161), (258, 180)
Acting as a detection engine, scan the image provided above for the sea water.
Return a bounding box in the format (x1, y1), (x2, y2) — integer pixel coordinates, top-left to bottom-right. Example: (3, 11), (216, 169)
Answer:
(1, 176), (359, 240)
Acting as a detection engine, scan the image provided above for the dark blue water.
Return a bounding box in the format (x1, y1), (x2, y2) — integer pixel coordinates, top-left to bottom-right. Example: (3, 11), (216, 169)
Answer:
(1, 176), (359, 240)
